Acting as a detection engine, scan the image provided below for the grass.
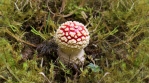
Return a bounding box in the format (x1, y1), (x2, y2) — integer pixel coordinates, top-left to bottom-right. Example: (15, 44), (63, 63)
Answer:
(0, 0), (149, 83)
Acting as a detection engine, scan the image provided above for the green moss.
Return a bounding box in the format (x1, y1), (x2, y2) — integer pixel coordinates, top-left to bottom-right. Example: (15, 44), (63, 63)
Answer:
(0, 0), (149, 82)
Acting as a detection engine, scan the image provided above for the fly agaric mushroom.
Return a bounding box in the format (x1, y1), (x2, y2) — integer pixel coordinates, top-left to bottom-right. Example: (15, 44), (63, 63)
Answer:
(55, 21), (90, 64)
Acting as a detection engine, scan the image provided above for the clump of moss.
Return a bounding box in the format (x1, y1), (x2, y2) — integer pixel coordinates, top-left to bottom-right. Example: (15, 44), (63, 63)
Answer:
(0, 0), (149, 82)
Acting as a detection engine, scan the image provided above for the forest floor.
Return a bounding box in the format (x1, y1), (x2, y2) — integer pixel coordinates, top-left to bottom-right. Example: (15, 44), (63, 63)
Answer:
(0, 0), (149, 83)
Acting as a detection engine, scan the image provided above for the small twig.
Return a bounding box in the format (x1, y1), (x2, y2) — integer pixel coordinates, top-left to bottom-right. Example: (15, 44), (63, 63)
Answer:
(20, 0), (29, 11)
(40, 58), (43, 68)
(60, 0), (67, 13)
(5, 29), (37, 47)
(14, 3), (20, 11)
(6, 64), (21, 82)
(29, 0), (33, 9)
(60, 9), (78, 18)
(39, 72), (52, 83)
(105, 58), (109, 68)
(0, 75), (7, 81)
(14, 0), (20, 11)
(98, 72), (110, 83)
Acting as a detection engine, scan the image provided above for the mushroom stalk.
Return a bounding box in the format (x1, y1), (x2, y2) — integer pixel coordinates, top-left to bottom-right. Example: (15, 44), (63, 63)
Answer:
(58, 47), (85, 64)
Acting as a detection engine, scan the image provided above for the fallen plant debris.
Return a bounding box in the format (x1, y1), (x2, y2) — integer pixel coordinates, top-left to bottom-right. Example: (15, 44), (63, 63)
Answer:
(0, 0), (149, 83)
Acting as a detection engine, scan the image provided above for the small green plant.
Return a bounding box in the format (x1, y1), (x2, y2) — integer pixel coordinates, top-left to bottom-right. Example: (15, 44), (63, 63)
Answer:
(87, 63), (101, 72)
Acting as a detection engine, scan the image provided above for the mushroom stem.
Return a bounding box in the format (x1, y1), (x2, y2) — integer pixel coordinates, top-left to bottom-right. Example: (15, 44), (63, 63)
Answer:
(58, 47), (85, 64)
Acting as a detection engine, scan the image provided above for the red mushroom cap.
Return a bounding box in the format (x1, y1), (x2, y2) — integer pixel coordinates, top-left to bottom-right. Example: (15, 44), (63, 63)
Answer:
(55, 21), (90, 49)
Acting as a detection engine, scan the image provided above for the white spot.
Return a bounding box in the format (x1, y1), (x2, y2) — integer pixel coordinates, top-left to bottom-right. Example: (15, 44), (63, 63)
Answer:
(69, 21), (73, 23)
(70, 23), (74, 27)
(74, 21), (80, 25)
(65, 28), (69, 31)
(77, 38), (81, 42)
(81, 36), (85, 40)
(86, 36), (90, 40)
(68, 39), (76, 44)
(78, 41), (83, 45)
(65, 32), (69, 36)
(70, 32), (76, 37)
(74, 35), (78, 38)
(61, 26), (66, 29)
(77, 31), (82, 36)
(64, 21), (70, 25)
(81, 30), (86, 35)
(72, 45), (77, 48)
(57, 30), (63, 34)
(67, 36), (71, 39)
(61, 23), (65, 26)
(61, 36), (68, 42)
(57, 30), (64, 36)
(73, 21), (79, 24)
(76, 22), (84, 26)
(75, 26), (79, 28)
(78, 27), (82, 30)
(70, 27), (75, 30)
(56, 34), (62, 38)
(63, 42), (67, 46)
(82, 41), (87, 44)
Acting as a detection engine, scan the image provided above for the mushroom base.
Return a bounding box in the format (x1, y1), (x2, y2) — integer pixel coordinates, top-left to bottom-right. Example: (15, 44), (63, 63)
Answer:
(57, 47), (85, 65)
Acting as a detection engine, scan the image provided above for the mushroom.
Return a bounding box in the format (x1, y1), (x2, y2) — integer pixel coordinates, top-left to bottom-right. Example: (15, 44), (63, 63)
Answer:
(55, 21), (90, 65)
